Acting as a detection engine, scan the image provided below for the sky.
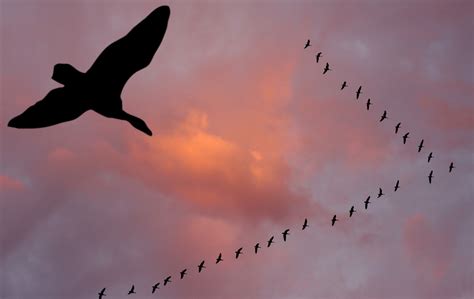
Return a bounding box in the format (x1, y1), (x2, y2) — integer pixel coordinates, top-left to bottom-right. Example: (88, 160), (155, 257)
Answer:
(1, 1), (473, 298)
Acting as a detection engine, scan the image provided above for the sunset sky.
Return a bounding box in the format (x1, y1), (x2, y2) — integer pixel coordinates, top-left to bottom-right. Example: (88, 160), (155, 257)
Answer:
(1, 1), (473, 298)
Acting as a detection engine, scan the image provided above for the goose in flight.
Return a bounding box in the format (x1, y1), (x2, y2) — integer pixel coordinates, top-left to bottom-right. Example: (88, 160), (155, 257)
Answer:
(164, 276), (172, 286)
(331, 215), (338, 226)
(304, 39), (311, 49)
(402, 132), (410, 144)
(349, 206), (356, 217)
(152, 283), (160, 294)
(235, 248), (243, 259)
(380, 110), (388, 122)
(377, 188), (384, 198)
(418, 139), (424, 152)
(198, 260), (206, 273)
(428, 170), (433, 184)
(356, 86), (362, 99)
(267, 236), (275, 247)
(323, 63), (331, 74)
(449, 162), (455, 173)
(127, 285), (136, 295)
(8, 6), (171, 136)
(364, 196), (371, 209)
(216, 253), (223, 264)
(302, 218), (309, 230)
(254, 243), (261, 254)
(315, 51), (322, 62)
(98, 288), (106, 299)
(180, 269), (187, 279)
(366, 98), (372, 110)
(282, 229), (290, 241)
(341, 81), (348, 90)
(428, 152), (433, 163)
(395, 122), (401, 134)
(394, 180), (400, 192)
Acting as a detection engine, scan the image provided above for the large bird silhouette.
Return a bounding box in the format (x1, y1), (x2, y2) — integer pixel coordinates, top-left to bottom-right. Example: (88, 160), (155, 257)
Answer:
(7, 6), (171, 136)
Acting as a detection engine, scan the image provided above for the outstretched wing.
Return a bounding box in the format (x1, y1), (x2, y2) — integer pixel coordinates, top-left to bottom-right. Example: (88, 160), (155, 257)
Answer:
(8, 88), (87, 129)
(86, 6), (170, 96)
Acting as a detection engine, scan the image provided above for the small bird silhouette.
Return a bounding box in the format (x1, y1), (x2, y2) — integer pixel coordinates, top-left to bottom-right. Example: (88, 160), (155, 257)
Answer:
(152, 283), (160, 294)
(315, 52), (322, 62)
(394, 180), (400, 192)
(8, 6), (171, 136)
(198, 260), (206, 273)
(356, 86), (362, 99)
(366, 98), (372, 110)
(428, 152), (433, 163)
(377, 188), (384, 198)
(402, 132), (410, 144)
(164, 276), (172, 286)
(267, 236), (275, 247)
(364, 196), (371, 209)
(282, 229), (290, 242)
(128, 285), (135, 295)
(349, 206), (356, 217)
(331, 215), (338, 226)
(449, 162), (455, 173)
(302, 218), (309, 230)
(304, 39), (311, 49)
(323, 63), (331, 74)
(235, 248), (243, 259)
(380, 110), (388, 122)
(341, 81), (348, 90)
(428, 170), (433, 184)
(254, 243), (261, 254)
(395, 122), (401, 134)
(98, 288), (106, 299)
(418, 139), (424, 152)
(216, 253), (223, 264)
(180, 269), (187, 279)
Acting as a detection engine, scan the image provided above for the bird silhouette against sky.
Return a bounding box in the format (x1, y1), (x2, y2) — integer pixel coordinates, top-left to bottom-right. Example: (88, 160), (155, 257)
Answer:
(366, 98), (372, 110)
(323, 62), (331, 74)
(235, 248), (243, 259)
(402, 132), (410, 144)
(282, 229), (290, 241)
(428, 170), (434, 184)
(302, 218), (309, 230)
(152, 283), (160, 293)
(7, 5), (171, 136)
(349, 206), (356, 217)
(418, 139), (425, 152)
(180, 269), (187, 279)
(254, 243), (261, 254)
(364, 196), (371, 209)
(216, 253), (223, 264)
(449, 162), (455, 173)
(395, 122), (401, 134)
(394, 180), (400, 192)
(315, 51), (322, 62)
(341, 81), (348, 90)
(304, 39), (311, 49)
(198, 260), (206, 273)
(98, 288), (106, 299)
(377, 187), (384, 198)
(127, 285), (135, 295)
(380, 110), (388, 122)
(428, 152), (433, 163)
(164, 276), (171, 286)
(267, 236), (275, 247)
(331, 215), (338, 226)
(356, 86), (362, 99)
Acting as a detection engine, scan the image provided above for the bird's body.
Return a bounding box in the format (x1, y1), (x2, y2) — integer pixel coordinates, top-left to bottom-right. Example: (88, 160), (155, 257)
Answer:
(380, 110), (388, 122)
(402, 132), (410, 144)
(128, 285), (135, 295)
(394, 180), (400, 192)
(8, 6), (171, 136)
(428, 152), (433, 163)
(216, 253), (223, 264)
(254, 243), (261, 254)
(315, 52), (322, 62)
(366, 98), (372, 110)
(180, 269), (187, 279)
(418, 139), (424, 152)
(428, 170), (434, 184)
(304, 39), (311, 49)
(267, 236), (275, 247)
(341, 81), (348, 90)
(349, 206), (355, 217)
(152, 283), (160, 293)
(302, 218), (309, 230)
(235, 248), (243, 259)
(364, 196), (371, 209)
(331, 215), (338, 226)
(395, 122), (401, 134)
(449, 162), (455, 173)
(377, 188), (384, 198)
(356, 86), (362, 99)
(198, 260), (206, 273)
(164, 276), (171, 286)
(98, 288), (106, 299)
(323, 63), (331, 74)
(282, 229), (290, 242)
